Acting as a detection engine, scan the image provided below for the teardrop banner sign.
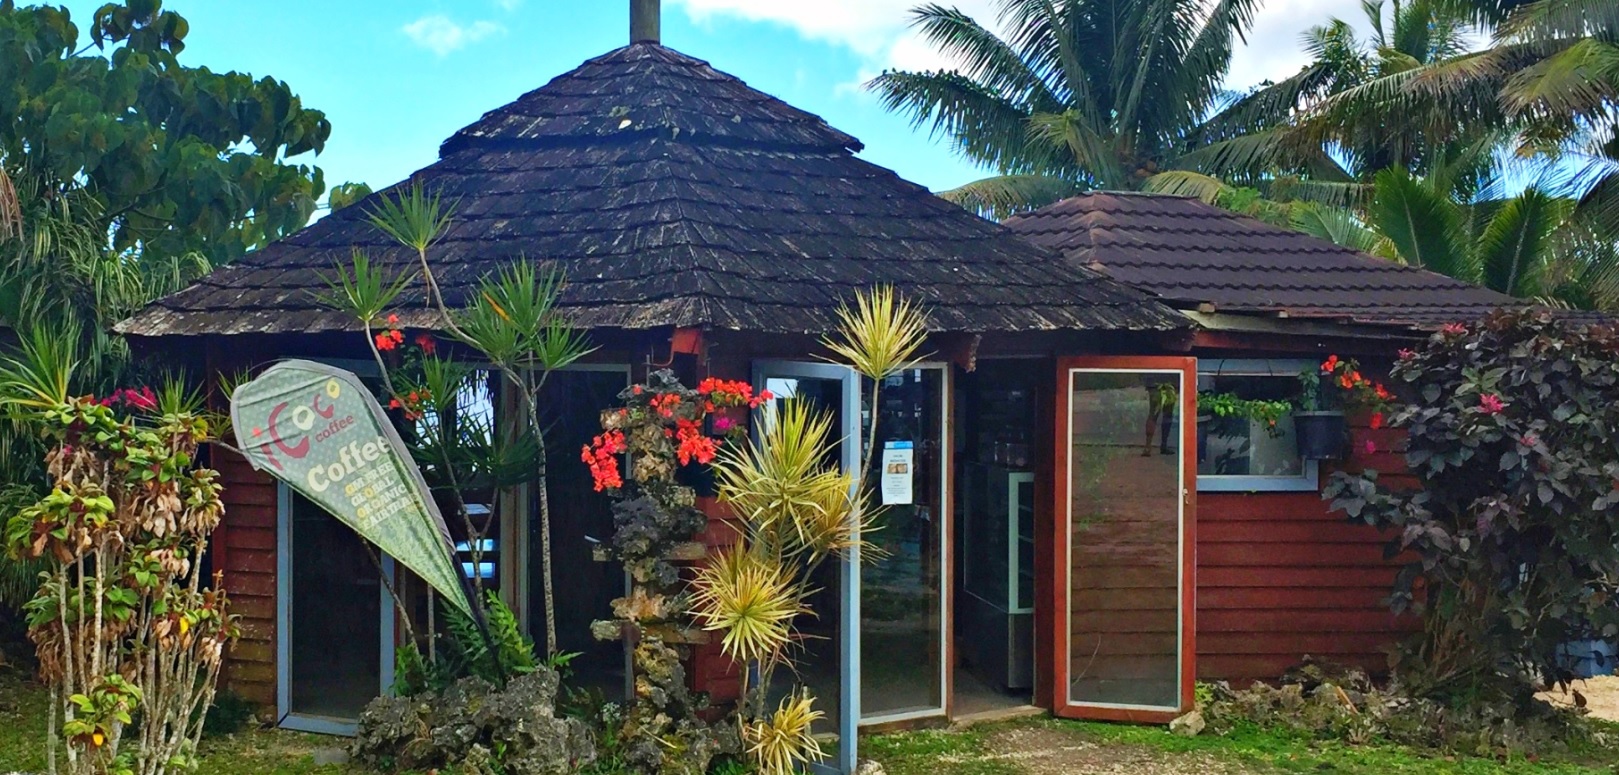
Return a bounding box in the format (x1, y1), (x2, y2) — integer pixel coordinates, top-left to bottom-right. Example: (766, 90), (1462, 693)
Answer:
(230, 359), (473, 615)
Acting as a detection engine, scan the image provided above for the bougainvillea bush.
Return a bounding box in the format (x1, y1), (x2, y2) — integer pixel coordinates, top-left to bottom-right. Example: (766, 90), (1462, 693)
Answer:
(1325, 309), (1619, 704)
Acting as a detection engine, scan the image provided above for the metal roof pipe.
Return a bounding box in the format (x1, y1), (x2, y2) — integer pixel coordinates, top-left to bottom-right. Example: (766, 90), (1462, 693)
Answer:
(631, 0), (660, 45)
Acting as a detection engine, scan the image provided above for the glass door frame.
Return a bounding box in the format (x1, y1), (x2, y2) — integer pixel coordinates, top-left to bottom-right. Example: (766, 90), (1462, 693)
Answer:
(1051, 356), (1197, 723)
(275, 481), (397, 735)
(752, 360), (861, 775)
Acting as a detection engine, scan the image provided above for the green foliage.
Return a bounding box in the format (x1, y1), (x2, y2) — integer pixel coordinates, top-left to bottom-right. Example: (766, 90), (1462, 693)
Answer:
(0, 1), (333, 264)
(869, 0), (1263, 213)
(393, 592), (537, 697)
(1198, 391), (1292, 435)
(1324, 310), (1619, 702)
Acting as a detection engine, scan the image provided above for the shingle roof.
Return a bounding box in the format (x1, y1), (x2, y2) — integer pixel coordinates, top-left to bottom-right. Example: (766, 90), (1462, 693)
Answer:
(1005, 191), (1520, 328)
(117, 44), (1185, 338)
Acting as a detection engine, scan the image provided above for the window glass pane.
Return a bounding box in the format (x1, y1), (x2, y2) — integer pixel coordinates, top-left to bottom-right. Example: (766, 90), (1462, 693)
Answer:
(1197, 373), (1304, 478)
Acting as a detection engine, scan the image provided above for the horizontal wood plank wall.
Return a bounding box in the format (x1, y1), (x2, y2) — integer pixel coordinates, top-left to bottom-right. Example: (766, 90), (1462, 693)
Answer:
(1196, 423), (1417, 685)
(214, 448), (279, 707)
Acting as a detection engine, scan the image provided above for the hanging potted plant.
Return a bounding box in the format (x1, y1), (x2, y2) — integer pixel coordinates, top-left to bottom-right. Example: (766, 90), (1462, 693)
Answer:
(1294, 355), (1390, 460)
(1196, 391), (1292, 463)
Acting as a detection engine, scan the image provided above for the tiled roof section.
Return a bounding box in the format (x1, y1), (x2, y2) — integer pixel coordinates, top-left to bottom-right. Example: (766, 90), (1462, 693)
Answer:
(1006, 191), (1519, 328)
(118, 44), (1185, 338)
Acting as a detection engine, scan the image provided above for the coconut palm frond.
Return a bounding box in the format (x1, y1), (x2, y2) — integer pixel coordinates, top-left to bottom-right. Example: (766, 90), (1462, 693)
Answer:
(1501, 38), (1619, 119)
(1368, 167), (1477, 280)
(1293, 204), (1385, 254)
(867, 70), (1043, 176)
(1477, 187), (1570, 297)
(936, 174), (1085, 220)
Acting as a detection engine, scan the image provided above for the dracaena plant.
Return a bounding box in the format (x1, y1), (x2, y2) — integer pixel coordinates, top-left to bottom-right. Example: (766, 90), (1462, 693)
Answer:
(319, 182), (593, 660)
(694, 287), (928, 775)
(0, 337), (238, 775)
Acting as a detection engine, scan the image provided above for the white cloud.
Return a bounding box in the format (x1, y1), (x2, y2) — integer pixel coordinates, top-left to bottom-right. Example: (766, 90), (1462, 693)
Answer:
(1224, 0), (1370, 90)
(402, 15), (504, 57)
(672, 0), (1372, 95)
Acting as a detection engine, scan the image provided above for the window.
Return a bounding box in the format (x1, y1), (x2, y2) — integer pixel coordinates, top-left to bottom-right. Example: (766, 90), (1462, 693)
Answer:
(1196, 359), (1318, 492)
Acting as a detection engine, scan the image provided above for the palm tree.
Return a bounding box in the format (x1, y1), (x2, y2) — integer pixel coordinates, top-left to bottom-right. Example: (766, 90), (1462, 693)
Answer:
(1261, 0), (1618, 232)
(1178, 0), (1490, 206)
(868, 0), (1262, 217)
(1363, 165), (1618, 308)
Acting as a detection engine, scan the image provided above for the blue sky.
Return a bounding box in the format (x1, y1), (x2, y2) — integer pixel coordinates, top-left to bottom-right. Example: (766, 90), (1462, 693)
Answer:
(58, 0), (1370, 197)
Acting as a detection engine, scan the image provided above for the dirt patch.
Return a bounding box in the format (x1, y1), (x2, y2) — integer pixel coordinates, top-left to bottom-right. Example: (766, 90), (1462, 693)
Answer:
(1539, 675), (1619, 723)
(977, 724), (1256, 775)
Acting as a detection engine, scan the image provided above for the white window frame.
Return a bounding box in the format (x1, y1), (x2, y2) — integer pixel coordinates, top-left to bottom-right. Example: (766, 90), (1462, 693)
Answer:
(1196, 358), (1320, 493)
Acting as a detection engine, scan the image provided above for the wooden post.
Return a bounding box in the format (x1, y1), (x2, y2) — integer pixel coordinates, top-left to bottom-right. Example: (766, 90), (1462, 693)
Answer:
(631, 0), (660, 44)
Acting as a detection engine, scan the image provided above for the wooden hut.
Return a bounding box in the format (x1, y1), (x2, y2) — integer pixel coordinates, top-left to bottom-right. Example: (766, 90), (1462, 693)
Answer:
(116, 3), (1525, 770)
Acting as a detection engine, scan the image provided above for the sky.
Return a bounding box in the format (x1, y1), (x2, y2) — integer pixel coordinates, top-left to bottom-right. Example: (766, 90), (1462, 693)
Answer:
(57, 0), (1378, 197)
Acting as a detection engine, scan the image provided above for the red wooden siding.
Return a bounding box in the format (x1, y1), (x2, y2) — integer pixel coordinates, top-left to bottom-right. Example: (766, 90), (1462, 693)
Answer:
(214, 449), (280, 707)
(1195, 424), (1417, 685)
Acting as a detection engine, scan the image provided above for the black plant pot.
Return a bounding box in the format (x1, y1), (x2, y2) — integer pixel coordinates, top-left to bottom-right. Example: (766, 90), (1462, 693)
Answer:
(1294, 411), (1347, 460)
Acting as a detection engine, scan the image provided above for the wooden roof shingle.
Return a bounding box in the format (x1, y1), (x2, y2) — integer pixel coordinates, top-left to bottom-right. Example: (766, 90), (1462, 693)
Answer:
(118, 44), (1185, 338)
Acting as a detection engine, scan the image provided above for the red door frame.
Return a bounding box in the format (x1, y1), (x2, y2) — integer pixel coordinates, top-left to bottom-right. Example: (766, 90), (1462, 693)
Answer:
(1050, 356), (1197, 723)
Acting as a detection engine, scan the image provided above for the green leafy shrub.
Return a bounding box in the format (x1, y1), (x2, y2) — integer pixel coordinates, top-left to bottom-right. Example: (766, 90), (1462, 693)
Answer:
(1324, 309), (1619, 703)
(393, 592), (537, 697)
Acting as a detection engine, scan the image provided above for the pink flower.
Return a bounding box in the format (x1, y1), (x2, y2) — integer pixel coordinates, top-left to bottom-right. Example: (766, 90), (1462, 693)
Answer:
(1441, 322), (1468, 336)
(1398, 349), (1416, 360)
(1364, 439), (1378, 455)
(1519, 433), (1539, 447)
(711, 416), (733, 433)
(1479, 394), (1505, 415)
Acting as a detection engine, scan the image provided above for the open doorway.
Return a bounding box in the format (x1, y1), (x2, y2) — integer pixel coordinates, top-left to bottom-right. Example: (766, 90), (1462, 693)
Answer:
(954, 360), (1041, 717)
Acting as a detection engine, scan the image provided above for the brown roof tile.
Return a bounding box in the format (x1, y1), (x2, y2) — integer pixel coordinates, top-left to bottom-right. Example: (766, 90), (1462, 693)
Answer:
(1005, 191), (1520, 328)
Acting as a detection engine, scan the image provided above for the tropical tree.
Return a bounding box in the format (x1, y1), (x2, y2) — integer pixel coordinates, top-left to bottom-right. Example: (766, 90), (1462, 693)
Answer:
(868, 0), (1262, 216)
(1362, 165), (1619, 308)
(0, 0), (333, 265)
(1170, 0), (1495, 208)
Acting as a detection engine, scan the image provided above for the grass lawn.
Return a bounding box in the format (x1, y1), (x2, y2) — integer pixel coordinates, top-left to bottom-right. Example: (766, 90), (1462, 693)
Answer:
(865, 716), (1619, 775)
(7, 666), (1619, 774)
(0, 669), (370, 775)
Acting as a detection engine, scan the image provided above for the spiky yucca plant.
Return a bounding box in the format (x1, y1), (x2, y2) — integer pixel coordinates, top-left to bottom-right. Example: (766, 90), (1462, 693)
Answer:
(745, 690), (826, 775)
(690, 549), (802, 666)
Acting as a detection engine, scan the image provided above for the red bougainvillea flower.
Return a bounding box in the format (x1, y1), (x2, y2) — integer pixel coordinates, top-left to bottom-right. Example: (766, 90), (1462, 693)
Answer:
(1440, 322), (1468, 336)
(1374, 383), (1392, 401)
(416, 333), (437, 355)
(390, 330), (404, 343)
(582, 430), (628, 491)
(1370, 413), (1384, 429)
(388, 397), (402, 409)
(1322, 354), (1340, 374)
(387, 314), (400, 325)
(1479, 394), (1506, 414)
(375, 332), (397, 351)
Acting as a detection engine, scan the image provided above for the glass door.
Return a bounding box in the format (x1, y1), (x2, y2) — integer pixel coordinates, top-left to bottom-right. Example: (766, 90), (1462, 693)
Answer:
(277, 486), (396, 735)
(1052, 357), (1196, 722)
(753, 361), (860, 775)
(859, 365), (948, 724)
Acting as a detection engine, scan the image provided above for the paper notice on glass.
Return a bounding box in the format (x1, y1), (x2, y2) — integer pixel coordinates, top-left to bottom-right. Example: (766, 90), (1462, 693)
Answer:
(880, 441), (914, 505)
